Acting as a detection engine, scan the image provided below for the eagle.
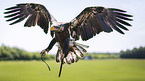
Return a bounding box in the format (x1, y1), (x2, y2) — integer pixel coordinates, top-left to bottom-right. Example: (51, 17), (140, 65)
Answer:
(4, 3), (133, 77)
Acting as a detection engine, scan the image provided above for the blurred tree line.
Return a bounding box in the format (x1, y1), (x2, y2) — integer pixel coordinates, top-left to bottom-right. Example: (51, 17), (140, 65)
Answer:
(0, 45), (55, 61)
(1, 44), (145, 61)
(120, 46), (145, 59)
(85, 53), (119, 59)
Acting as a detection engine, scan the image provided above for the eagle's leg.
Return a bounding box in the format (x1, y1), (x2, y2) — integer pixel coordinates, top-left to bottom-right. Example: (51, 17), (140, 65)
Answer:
(40, 38), (56, 55)
(58, 38), (69, 77)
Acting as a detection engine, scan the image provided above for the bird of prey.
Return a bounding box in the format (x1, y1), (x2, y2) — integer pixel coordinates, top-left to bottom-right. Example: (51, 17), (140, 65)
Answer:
(4, 3), (133, 77)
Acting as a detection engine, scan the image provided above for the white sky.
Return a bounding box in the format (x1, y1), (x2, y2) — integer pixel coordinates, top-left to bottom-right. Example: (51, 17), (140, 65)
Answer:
(0, 0), (145, 54)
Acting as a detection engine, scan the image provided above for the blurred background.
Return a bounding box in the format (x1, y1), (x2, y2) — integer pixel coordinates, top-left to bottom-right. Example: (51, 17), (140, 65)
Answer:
(0, 0), (145, 81)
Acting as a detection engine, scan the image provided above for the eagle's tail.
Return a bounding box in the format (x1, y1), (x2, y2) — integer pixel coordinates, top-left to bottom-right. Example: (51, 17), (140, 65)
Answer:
(56, 39), (89, 64)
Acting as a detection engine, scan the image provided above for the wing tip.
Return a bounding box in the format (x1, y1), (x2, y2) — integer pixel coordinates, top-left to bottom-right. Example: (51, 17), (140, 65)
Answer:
(9, 23), (13, 25)
(44, 31), (48, 34)
(108, 8), (127, 12)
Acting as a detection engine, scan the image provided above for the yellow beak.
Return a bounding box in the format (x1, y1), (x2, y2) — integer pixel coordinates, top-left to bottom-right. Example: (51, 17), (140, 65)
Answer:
(50, 27), (56, 31)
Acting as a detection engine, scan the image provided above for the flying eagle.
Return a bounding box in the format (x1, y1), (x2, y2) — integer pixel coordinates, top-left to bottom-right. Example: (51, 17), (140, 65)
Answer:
(4, 3), (133, 77)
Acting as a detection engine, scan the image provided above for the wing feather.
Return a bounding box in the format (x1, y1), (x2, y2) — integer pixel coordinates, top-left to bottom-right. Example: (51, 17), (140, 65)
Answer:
(116, 22), (129, 30)
(70, 7), (133, 41)
(116, 16), (133, 21)
(116, 19), (132, 26)
(4, 3), (54, 34)
(86, 20), (94, 38)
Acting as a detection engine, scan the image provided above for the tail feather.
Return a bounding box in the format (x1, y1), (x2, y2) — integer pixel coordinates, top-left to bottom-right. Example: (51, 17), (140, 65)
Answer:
(56, 39), (88, 64)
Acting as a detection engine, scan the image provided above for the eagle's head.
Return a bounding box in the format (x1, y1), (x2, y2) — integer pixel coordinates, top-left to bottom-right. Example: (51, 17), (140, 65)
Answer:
(50, 25), (64, 32)
(50, 22), (70, 32)
(50, 21), (67, 32)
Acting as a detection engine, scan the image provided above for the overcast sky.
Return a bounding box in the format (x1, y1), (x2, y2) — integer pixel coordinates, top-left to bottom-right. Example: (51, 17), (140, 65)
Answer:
(0, 0), (145, 54)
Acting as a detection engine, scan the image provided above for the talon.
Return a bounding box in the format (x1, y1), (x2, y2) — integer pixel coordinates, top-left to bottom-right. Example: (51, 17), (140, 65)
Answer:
(40, 49), (46, 56)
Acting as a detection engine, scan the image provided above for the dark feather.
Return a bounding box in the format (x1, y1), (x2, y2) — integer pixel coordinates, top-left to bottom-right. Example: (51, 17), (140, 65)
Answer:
(4, 9), (20, 14)
(24, 14), (34, 27)
(80, 26), (87, 40)
(106, 17), (124, 34)
(116, 22), (129, 30)
(90, 15), (103, 33)
(116, 19), (132, 26)
(86, 19), (94, 37)
(51, 31), (55, 38)
(4, 12), (20, 18)
(96, 14), (112, 32)
(84, 24), (90, 40)
(5, 6), (19, 10)
(108, 8), (127, 12)
(9, 15), (28, 25)
(6, 15), (20, 21)
(113, 26), (124, 34)
(9, 12), (29, 25)
(117, 16), (133, 21)
(115, 12), (133, 17)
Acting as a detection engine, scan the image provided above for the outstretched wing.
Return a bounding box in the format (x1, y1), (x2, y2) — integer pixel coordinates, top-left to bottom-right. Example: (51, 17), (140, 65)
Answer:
(70, 7), (133, 41)
(4, 3), (54, 34)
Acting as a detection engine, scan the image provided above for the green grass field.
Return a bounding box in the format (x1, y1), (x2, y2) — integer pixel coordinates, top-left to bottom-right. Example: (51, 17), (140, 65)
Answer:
(0, 59), (145, 81)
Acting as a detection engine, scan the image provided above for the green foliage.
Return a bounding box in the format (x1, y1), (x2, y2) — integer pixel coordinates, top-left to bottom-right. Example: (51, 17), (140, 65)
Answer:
(85, 52), (119, 59)
(0, 45), (14, 60)
(32, 52), (41, 60)
(0, 45), (55, 61)
(120, 46), (145, 58)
